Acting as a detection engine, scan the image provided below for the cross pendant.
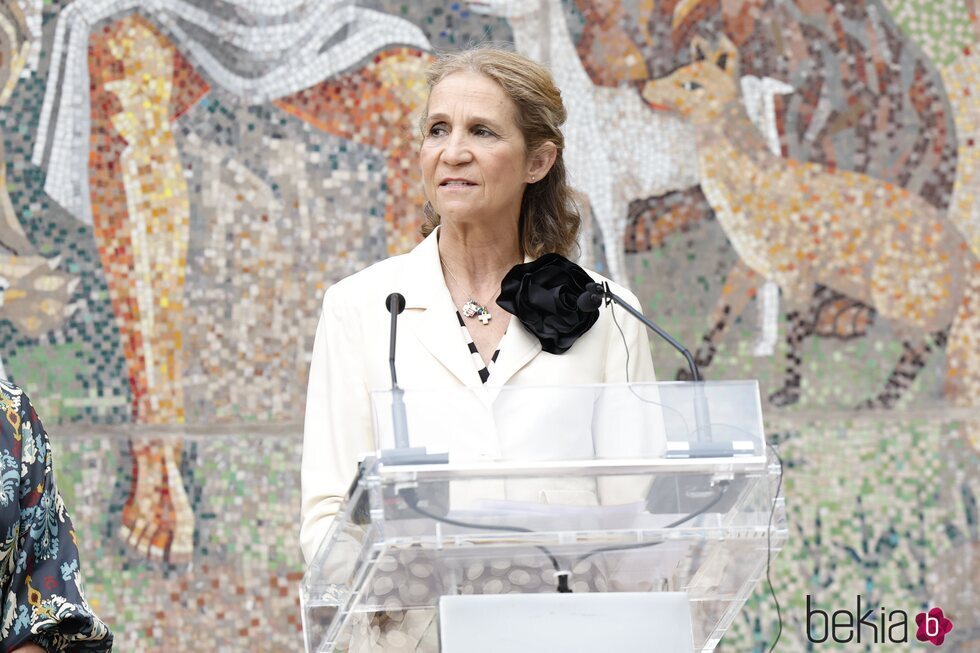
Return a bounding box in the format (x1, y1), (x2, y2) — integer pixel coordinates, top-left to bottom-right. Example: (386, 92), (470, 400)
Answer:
(477, 311), (492, 325)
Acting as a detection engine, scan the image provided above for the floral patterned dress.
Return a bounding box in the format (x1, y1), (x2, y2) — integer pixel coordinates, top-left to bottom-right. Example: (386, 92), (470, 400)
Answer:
(0, 380), (112, 651)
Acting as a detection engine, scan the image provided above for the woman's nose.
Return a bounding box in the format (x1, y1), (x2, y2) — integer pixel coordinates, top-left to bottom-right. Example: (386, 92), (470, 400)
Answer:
(441, 133), (473, 164)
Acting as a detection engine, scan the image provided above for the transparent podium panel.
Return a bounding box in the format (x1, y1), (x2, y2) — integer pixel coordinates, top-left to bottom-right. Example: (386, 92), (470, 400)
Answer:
(301, 382), (786, 653)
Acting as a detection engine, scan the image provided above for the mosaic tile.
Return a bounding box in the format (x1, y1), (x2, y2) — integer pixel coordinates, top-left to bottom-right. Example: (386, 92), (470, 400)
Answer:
(882, 0), (976, 66)
(0, 0), (975, 648)
(717, 415), (978, 651)
(177, 97), (387, 423)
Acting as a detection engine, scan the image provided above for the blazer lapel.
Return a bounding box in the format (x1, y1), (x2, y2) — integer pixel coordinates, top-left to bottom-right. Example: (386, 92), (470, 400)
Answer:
(401, 230), (481, 387)
(486, 315), (542, 388)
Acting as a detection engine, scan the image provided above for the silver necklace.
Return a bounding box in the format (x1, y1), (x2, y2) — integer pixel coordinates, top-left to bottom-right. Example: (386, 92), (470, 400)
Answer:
(441, 259), (500, 325)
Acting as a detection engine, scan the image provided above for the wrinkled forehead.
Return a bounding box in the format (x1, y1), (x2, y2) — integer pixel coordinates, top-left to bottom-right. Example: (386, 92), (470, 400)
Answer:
(424, 70), (519, 125)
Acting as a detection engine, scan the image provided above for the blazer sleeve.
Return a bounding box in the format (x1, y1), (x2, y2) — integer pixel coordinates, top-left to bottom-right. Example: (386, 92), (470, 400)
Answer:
(300, 284), (375, 564)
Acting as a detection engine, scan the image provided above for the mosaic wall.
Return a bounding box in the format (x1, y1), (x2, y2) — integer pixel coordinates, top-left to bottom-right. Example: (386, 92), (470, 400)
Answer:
(0, 0), (977, 649)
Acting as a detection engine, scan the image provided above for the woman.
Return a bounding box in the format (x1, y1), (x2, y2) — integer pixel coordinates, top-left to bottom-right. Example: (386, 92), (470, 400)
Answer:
(301, 46), (657, 564)
(0, 380), (113, 651)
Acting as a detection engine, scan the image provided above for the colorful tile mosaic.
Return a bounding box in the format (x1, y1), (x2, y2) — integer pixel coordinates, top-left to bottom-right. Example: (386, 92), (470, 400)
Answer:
(718, 413), (979, 651)
(0, 0), (976, 649)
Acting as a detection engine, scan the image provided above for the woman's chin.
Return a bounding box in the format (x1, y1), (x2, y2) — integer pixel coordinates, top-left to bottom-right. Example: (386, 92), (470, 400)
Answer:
(434, 202), (479, 221)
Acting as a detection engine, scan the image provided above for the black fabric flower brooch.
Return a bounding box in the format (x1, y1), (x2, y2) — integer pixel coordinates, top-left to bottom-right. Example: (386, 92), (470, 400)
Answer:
(496, 253), (600, 354)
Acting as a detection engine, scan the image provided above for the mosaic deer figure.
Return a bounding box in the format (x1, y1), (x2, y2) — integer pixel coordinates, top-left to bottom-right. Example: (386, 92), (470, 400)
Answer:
(469, 0), (701, 283)
(641, 36), (980, 407)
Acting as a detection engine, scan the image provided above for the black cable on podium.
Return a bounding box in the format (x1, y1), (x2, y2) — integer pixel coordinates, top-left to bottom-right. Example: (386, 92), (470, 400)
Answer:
(399, 488), (572, 593)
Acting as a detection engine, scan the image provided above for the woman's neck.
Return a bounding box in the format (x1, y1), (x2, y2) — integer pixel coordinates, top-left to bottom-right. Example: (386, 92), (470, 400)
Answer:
(437, 222), (522, 297)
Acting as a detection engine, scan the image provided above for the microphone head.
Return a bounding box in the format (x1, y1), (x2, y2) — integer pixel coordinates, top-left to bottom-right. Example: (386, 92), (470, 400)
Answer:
(386, 292), (406, 314)
(576, 288), (603, 312)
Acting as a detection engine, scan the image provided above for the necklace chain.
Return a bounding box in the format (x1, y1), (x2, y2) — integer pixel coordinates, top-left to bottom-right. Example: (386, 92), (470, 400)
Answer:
(440, 258), (504, 325)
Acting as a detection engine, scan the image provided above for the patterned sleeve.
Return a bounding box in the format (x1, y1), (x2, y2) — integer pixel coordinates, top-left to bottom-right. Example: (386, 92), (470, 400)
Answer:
(0, 382), (113, 652)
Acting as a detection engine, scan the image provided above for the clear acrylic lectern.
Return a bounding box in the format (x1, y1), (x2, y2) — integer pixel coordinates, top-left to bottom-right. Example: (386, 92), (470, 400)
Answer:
(301, 381), (786, 652)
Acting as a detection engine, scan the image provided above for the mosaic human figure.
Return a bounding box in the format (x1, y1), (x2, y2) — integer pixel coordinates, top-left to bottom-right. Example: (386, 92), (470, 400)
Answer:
(97, 17), (194, 564)
(642, 36), (980, 407)
(468, 0), (701, 283)
(0, 0), (78, 372)
(77, 8), (431, 563)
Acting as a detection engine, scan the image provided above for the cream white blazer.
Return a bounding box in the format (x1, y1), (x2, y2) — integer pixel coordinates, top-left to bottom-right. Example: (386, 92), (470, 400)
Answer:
(300, 228), (657, 563)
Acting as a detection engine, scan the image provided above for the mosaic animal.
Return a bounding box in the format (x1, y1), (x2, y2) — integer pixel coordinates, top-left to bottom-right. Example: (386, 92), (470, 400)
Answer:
(469, 0), (701, 283)
(642, 36), (980, 407)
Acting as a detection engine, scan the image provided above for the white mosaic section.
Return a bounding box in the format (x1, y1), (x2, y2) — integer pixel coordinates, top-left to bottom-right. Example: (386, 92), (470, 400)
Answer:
(31, 0), (430, 226)
(469, 0), (700, 285)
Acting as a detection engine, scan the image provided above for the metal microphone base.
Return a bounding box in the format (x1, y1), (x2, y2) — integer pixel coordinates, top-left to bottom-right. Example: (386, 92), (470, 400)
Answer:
(665, 440), (756, 459)
(378, 447), (449, 466)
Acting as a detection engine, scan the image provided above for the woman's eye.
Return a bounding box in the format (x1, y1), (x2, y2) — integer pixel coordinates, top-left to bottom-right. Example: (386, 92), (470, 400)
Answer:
(428, 124), (448, 136)
(473, 127), (495, 137)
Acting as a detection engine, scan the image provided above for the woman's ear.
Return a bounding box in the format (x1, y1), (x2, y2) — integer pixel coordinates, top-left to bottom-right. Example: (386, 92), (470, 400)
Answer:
(527, 141), (558, 182)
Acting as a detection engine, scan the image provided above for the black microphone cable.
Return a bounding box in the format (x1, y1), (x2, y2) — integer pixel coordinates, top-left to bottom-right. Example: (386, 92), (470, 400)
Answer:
(571, 480), (732, 568)
(398, 488), (572, 592)
(585, 283), (698, 436)
(765, 442), (784, 652)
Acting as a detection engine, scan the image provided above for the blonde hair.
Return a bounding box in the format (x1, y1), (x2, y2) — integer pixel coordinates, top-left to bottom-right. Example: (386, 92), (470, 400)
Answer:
(419, 46), (581, 259)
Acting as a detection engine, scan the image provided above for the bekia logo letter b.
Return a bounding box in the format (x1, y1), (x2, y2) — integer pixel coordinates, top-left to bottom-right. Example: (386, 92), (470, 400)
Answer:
(916, 607), (953, 646)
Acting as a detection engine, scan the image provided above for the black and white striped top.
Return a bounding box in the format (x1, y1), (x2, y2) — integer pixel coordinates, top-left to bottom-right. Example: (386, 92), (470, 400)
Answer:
(456, 311), (501, 384)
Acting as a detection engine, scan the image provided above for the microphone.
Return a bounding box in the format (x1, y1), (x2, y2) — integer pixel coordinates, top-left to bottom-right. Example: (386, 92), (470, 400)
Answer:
(578, 282), (743, 458)
(576, 285), (604, 312)
(386, 293), (409, 449)
(579, 282), (700, 381)
(385, 292), (406, 313)
(352, 293), (448, 525)
(576, 283), (748, 527)
(379, 293), (448, 465)
(378, 293), (449, 522)
(386, 292), (406, 388)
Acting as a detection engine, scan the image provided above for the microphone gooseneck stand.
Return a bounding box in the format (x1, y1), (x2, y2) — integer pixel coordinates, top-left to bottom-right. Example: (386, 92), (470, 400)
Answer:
(386, 292), (410, 450)
(578, 281), (745, 458)
(577, 282), (701, 381)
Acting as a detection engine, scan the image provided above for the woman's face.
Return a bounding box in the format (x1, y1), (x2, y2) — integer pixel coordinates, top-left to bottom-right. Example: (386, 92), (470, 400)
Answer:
(420, 71), (534, 228)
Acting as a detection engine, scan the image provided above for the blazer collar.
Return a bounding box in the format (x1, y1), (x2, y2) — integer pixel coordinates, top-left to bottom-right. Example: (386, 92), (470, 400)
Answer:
(399, 226), (542, 387)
